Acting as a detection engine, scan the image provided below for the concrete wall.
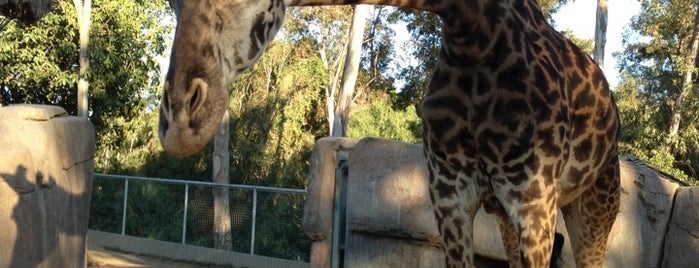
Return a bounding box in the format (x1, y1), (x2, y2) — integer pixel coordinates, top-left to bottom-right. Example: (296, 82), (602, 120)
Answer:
(302, 137), (699, 268)
(0, 105), (94, 268)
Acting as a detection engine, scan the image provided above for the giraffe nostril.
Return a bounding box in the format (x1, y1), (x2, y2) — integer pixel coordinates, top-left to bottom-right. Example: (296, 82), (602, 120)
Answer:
(162, 82), (171, 115)
(190, 85), (200, 112)
(188, 78), (208, 115)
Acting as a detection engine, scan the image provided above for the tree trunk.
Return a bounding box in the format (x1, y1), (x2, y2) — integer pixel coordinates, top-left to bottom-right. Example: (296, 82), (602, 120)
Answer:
(73, 0), (91, 117)
(213, 110), (232, 250)
(331, 5), (368, 137)
(593, 0), (608, 68)
(167, 0), (182, 17)
(666, 9), (699, 154)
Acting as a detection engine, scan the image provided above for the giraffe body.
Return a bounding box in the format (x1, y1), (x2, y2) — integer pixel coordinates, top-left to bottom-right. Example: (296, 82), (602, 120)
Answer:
(159, 1), (620, 267)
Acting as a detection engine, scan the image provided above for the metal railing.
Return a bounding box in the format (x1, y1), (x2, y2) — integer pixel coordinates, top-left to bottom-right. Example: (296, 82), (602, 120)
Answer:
(89, 173), (310, 262)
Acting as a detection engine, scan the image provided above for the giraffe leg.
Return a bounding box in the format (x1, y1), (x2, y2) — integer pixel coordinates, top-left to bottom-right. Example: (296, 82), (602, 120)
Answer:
(495, 209), (567, 268)
(428, 171), (480, 268)
(561, 160), (620, 267)
(494, 210), (522, 268)
(495, 178), (558, 268)
(517, 204), (558, 268)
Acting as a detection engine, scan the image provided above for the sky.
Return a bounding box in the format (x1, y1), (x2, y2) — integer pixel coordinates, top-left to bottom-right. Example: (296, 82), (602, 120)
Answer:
(552, 0), (641, 88)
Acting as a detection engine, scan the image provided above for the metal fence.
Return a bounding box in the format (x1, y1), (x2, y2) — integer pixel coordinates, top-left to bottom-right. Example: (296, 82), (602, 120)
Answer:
(88, 173), (311, 262)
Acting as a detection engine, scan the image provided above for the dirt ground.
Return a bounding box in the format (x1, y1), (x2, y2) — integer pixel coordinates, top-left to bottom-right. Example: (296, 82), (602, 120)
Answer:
(87, 244), (208, 268)
(87, 243), (504, 267)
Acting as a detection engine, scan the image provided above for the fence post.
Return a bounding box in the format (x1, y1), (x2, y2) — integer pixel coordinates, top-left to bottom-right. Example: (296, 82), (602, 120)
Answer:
(250, 187), (258, 255)
(121, 178), (129, 236)
(331, 159), (349, 268)
(182, 183), (190, 244)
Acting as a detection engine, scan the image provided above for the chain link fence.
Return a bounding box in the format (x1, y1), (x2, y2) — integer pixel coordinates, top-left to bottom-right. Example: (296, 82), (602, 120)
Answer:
(88, 174), (311, 262)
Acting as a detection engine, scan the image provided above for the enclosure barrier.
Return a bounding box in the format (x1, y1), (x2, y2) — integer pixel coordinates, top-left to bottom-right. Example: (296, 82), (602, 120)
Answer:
(89, 173), (310, 263)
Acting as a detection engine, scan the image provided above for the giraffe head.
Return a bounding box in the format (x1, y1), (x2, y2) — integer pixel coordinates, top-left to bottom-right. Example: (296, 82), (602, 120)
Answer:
(159, 0), (286, 156)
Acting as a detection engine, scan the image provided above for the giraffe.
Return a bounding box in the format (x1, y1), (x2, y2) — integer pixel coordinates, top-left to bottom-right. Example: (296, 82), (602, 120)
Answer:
(158, 0), (621, 267)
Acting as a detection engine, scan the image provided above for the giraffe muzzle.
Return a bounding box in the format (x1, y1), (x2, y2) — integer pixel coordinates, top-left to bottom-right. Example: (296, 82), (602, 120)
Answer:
(158, 78), (221, 157)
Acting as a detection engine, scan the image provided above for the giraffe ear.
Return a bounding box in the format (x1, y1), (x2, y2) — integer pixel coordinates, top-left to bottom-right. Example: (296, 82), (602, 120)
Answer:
(188, 78), (208, 116)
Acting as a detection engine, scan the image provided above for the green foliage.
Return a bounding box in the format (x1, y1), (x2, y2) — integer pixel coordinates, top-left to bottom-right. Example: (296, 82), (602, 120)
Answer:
(539, 0), (575, 24)
(227, 41), (329, 187)
(560, 30), (594, 55)
(0, 1), (78, 108)
(125, 181), (185, 242)
(0, 0), (173, 176)
(348, 92), (422, 144)
(253, 192), (310, 261)
(389, 9), (440, 111)
(89, 178), (124, 233)
(88, 0), (172, 157)
(616, 0), (699, 184)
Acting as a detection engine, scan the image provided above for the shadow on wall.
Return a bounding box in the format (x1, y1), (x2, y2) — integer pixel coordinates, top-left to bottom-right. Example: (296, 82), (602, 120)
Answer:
(0, 105), (95, 268)
(0, 164), (92, 267)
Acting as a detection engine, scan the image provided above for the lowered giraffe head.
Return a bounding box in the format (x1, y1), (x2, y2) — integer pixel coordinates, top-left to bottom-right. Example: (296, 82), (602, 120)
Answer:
(159, 0), (285, 156)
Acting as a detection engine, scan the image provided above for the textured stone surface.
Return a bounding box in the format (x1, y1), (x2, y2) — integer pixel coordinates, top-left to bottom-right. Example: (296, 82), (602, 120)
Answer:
(346, 137), (437, 243)
(305, 137), (694, 267)
(302, 137), (358, 268)
(344, 234), (444, 268)
(602, 155), (681, 268)
(303, 137), (358, 240)
(662, 186), (699, 268)
(0, 104), (94, 268)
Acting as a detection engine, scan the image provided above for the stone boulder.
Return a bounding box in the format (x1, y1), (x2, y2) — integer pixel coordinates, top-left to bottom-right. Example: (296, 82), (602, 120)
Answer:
(662, 186), (699, 267)
(345, 138), (443, 268)
(0, 105), (94, 268)
(302, 137), (359, 268)
(303, 137), (698, 267)
(603, 155), (682, 267)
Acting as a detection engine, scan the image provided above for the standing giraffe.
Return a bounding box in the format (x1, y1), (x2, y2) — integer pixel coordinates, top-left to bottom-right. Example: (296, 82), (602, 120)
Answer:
(158, 1), (620, 267)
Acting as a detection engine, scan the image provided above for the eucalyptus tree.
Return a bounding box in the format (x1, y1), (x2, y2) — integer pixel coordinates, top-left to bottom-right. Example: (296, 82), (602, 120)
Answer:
(616, 0), (699, 183)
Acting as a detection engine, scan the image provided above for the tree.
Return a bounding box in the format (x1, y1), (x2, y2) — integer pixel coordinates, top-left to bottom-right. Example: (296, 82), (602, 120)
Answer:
(0, 0), (171, 161)
(617, 0), (699, 183)
(284, 7), (354, 137)
(331, 5), (368, 137)
(666, 9), (699, 155)
(73, 0), (91, 116)
(593, 0), (608, 67)
(213, 111), (232, 250)
(390, 8), (440, 111)
(348, 92), (421, 144)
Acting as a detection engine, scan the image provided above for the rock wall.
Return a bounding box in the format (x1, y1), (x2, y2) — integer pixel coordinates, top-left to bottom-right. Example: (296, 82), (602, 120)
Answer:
(303, 137), (698, 268)
(0, 105), (94, 268)
(662, 187), (699, 267)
